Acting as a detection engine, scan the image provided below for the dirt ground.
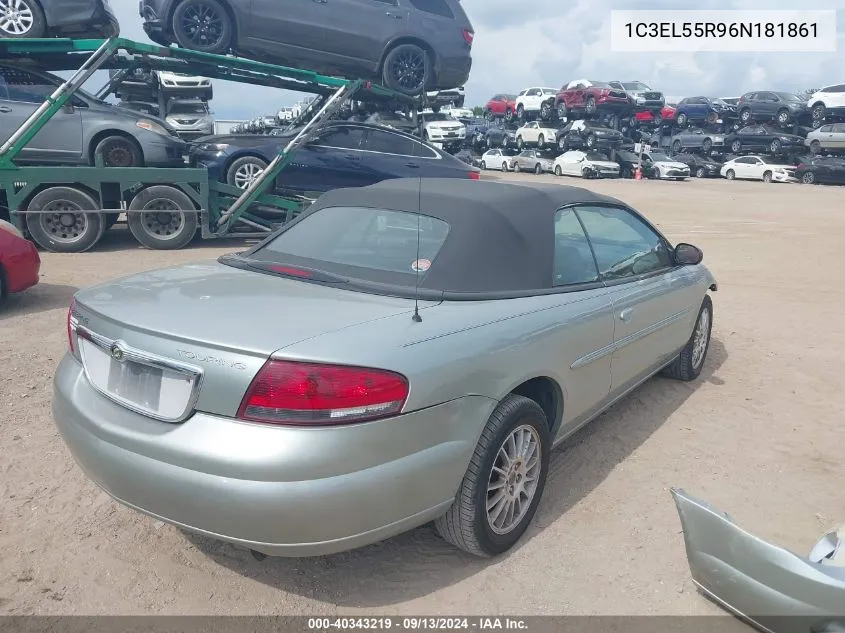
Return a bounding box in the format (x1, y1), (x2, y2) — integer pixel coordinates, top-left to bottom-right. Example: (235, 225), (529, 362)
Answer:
(1, 174), (844, 616)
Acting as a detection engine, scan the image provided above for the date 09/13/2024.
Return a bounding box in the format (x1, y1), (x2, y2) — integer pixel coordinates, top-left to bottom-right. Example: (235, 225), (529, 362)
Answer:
(624, 21), (819, 39)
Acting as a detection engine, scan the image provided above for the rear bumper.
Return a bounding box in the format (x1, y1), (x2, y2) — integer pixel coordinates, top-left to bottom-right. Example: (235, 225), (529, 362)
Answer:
(140, 1), (172, 46)
(434, 55), (471, 91)
(53, 354), (494, 557)
(143, 138), (189, 167)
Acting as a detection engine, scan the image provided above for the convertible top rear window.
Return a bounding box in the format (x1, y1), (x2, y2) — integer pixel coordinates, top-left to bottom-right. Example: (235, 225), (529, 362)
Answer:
(249, 206), (450, 282)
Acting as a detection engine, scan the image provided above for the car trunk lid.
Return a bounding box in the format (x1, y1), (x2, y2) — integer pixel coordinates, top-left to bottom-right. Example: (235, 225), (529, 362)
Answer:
(70, 260), (425, 419)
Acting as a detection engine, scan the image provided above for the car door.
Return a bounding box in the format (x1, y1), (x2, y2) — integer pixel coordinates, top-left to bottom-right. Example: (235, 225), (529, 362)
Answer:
(748, 156), (766, 179)
(0, 66), (83, 163)
(831, 123), (845, 149)
(521, 122), (537, 143)
(322, 0), (406, 64)
(522, 88), (541, 111)
(574, 204), (698, 395)
(753, 92), (778, 119)
(549, 206), (614, 429)
(360, 126), (438, 182)
(279, 125), (366, 192)
(250, 0), (328, 53)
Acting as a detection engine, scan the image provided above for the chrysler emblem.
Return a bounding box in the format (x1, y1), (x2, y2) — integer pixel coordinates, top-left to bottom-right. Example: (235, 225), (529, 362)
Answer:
(110, 345), (125, 362)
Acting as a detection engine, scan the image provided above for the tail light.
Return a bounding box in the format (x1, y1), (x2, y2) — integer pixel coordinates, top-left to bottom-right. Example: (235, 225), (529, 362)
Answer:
(797, 163), (806, 169)
(67, 298), (76, 353)
(237, 359), (409, 426)
(461, 28), (474, 45)
(468, 170), (480, 180)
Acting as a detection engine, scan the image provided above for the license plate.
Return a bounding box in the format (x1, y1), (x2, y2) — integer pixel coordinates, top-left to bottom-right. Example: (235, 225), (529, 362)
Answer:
(80, 338), (196, 421)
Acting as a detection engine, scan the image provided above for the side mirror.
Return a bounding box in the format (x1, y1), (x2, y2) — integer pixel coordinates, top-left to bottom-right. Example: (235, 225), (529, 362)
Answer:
(675, 243), (703, 265)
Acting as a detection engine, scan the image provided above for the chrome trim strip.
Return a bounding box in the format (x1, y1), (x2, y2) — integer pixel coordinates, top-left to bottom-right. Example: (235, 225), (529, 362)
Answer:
(570, 342), (616, 370)
(613, 307), (692, 353)
(571, 307), (692, 369)
(74, 324), (204, 424)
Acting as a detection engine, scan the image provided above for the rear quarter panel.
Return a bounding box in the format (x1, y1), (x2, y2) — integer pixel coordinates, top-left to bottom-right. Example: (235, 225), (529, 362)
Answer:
(276, 289), (619, 439)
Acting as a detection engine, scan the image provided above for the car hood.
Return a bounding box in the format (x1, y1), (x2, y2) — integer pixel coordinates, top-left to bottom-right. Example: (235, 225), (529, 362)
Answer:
(425, 120), (465, 130)
(584, 160), (619, 169)
(654, 160), (689, 169)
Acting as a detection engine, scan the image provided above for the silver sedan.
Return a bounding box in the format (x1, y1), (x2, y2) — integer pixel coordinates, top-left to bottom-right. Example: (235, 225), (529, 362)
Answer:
(512, 149), (555, 174)
(54, 178), (717, 558)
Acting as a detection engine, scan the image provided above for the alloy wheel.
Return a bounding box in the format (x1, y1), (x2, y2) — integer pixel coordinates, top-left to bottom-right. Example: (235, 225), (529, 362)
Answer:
(180, 2), (226, 48)
(388, 48), (426, 92)
(0, 0), (34, 35)
(234, 162), (265, 189)
(691, 308), (711, 370)
(485, 425), (542, 535)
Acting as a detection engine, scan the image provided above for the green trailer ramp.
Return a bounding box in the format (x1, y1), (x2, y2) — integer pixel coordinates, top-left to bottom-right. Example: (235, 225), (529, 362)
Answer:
(0, 37), (416, 252)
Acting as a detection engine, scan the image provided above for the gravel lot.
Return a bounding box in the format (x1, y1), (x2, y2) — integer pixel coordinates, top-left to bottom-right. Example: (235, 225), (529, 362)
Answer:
(1, 174), (844, 616)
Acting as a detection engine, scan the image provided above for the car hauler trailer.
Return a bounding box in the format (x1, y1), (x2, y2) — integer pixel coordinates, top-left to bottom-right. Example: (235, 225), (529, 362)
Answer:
(0, 36), (417, 252)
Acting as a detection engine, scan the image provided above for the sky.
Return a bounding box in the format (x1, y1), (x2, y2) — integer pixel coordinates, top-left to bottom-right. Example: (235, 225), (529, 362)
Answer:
(110, 1), (845, 120)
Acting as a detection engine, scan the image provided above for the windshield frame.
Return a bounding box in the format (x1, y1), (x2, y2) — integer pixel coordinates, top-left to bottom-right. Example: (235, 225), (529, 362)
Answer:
(621, 81), (651, 91)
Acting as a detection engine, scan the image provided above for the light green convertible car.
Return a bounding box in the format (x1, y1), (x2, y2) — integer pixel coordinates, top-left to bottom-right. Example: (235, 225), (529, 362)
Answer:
(54, 178), (717, 559)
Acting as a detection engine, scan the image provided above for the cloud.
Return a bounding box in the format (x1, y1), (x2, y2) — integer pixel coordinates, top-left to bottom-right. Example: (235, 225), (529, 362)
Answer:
(107, 1), (843, 119)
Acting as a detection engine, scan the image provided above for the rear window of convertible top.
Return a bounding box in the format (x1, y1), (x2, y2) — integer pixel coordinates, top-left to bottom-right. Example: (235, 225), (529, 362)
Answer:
(248, 206), (451, 284)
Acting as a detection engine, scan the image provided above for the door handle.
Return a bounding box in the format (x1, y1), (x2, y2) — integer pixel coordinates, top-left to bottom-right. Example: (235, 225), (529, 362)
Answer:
(0, 106), (11, 113)
(619, 308), (633, 322)
(385, 11), (403, 18)
(405, 162), (419, 168)
(345, 155), (360, 160)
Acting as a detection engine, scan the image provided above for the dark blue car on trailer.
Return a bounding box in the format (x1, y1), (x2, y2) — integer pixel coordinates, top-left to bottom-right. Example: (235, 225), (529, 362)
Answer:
(190, 121), (479, 194)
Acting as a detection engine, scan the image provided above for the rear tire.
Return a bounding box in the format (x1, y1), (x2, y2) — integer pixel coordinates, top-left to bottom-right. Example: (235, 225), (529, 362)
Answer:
(662, 295), (713, 382)
(381, 43), (430, 96)
(0, 0), (46, 38)
(172, 0), (234, 55)
(726, 169), (735, 180)
(127, 186), (198, 250)
(676, 112), (687, 127)
(434, 394), (550, 557)
(25, 187), (103, 253)
(93, 135), (144, 168)
(695, 167), (705, 178)
(534, 163), (542, 174)
(502, 161), (508, 172)
(554, 165), (562, 176)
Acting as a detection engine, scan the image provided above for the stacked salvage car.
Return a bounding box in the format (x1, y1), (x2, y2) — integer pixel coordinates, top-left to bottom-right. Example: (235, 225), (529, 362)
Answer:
(110, 68), (215, 141)
(472, 80), (845, 185)
(473, 79), (689, 180)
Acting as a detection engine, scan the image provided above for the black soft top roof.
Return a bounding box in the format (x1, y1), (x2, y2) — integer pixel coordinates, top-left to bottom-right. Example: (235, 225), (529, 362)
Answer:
(303, 178), (625, 295)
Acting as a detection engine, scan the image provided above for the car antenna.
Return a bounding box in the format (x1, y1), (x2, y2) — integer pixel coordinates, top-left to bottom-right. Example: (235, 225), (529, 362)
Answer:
(412, 176), (423, 323)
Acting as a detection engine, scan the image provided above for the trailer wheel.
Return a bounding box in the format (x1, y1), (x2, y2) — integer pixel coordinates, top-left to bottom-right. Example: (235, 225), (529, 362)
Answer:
(127, 186), (198, 250)
(0, 0), (46, 38)
(93, 135), (144, 168)
(25, 187), (103, 253)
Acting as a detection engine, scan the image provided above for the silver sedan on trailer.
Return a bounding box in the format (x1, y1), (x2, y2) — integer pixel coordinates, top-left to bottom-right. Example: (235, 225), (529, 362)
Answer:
(54, 178), (717, 558)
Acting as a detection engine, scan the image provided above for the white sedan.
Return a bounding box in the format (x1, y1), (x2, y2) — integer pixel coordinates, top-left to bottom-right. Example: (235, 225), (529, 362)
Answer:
(515, 121), (559, 149)
(480, 149), (512, 171)
(553, 150), (621, 178)
(720, 155), (797, 183)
